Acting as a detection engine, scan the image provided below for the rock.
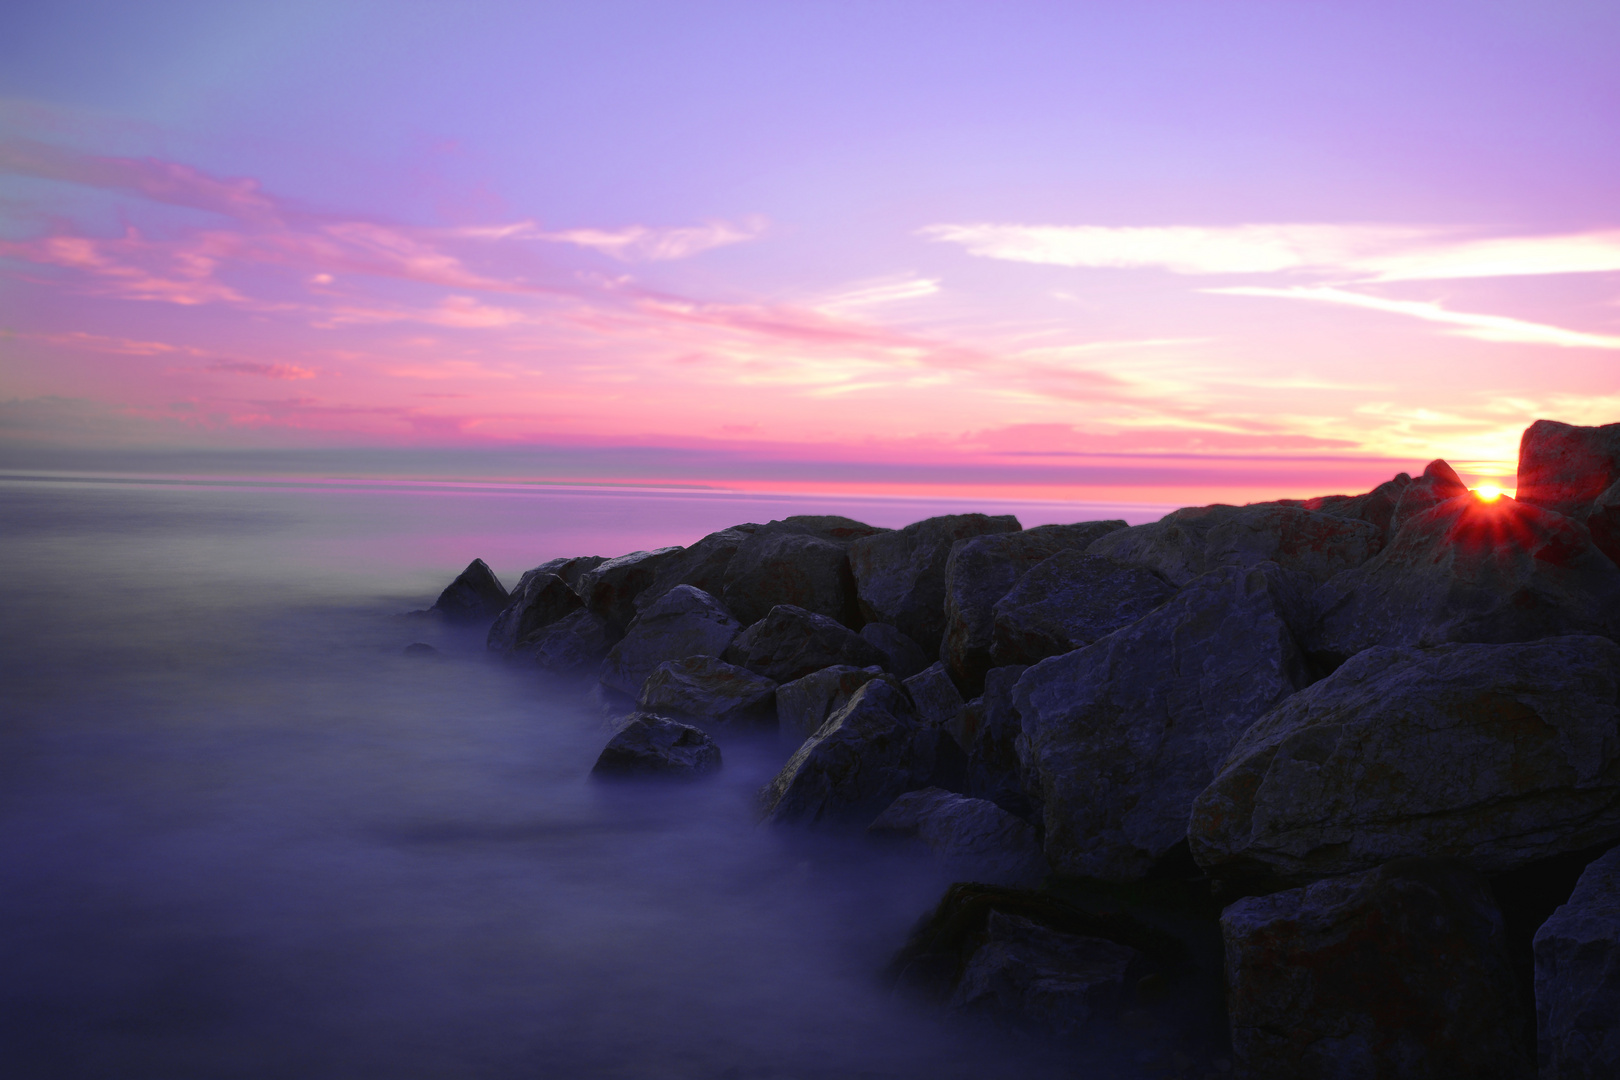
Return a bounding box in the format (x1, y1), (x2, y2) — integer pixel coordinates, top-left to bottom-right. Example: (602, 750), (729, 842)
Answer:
(759, 676), (945, 825)
(597, 585), (742, 697)
(1288, 472), (1413, 539)
(1305, 494), (1620, 665)
(429, 558), (509, 621)
(870, 787), (1048, 888)
(636, 655), (777, 726)
(1086, 503), (1382, 587)
(1222, 858), (1530, 1079)
(1517, 418), (1620, 520)
(486, 571), (583, 654)
(1534, 844), (1620, 1079)
(575, 546), (687, 632)
(775, 664), (887, 744)
(527, 608), (618, 674)
(859, 622), (931, 679)
(940, 521), (1129, 695)
(402, 642), (437, 657)
(1191, 636), (1620, 885)
(989, 550), (1176, 668)
(631, 526), (759, 614)
(590, 713), (721, 778)
(949, 911), (1140, 1035)
(723, 604), (889, 684)
(1016, 564), (1310, 881)
(759, 514), (888, 543)
(848, 514), (1021, 656)
(903, 662), (965, 729)
(1389, 458), (1472, 533)
(721, 531), (862, 627)
(957, 665), (1035, 821)
(1587, 479), (1620, 567)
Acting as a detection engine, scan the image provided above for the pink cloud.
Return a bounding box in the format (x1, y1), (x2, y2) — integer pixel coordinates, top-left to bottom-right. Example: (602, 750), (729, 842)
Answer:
(206, 361), (316, 380)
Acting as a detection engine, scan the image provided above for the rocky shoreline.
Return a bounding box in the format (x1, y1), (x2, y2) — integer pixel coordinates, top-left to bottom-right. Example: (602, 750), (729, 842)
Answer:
(420, 417), (1620, 1079)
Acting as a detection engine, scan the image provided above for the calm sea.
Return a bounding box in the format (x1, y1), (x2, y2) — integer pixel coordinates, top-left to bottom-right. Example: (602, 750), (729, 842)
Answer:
(0, 472), (1164, 1079)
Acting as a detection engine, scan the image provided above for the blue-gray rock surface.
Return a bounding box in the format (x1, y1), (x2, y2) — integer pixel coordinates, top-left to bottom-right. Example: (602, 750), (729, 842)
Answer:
(775, 664), (886, 745)
(859, 622), (930, 679)
(429, 558), (509, 622)
(590, 713), (721, 777)
(949, 911), (1139, 1036)
(631, 525), (759, 614)
(956, 664), (1034, 821)
(527, 608), (618, 674)
(869, 787), (1048, 888)
(989, 550), (1176, 669)
(1534, 844), (1620, 1079)
(575, 546), (687, 632)
(721, 530), (862, 627)
(902, 661), (965, 730)
(635, 654), (777, 726)
(723, 604), (889, 684)
(486, 570), (584, 654)
(597, 585), (742, 697)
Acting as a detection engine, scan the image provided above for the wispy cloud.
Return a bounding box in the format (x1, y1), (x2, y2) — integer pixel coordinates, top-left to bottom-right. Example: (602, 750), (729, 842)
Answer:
(534, 216), (767, 262)
(815, 276), (941, 312)
(206, 361), (315, 380)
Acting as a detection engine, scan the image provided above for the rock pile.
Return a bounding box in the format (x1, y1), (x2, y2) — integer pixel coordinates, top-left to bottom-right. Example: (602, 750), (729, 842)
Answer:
(424, 419), (1620, 1077)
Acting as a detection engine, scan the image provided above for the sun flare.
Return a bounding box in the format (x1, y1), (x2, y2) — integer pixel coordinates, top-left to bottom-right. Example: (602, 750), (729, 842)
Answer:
(1475, 484), (1504, 501)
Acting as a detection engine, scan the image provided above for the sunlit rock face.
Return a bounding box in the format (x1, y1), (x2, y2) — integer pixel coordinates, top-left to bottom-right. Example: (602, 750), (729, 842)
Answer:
(1387, 458), (1472, 533)
(1015, 563), (1310, 882)
(1222, 858), (1530, 1080)
(1535, 845), (1620, 1079)
(1517, 419), (1620, 519)
(1190, 635), (1620, 885)
(1305, 495), (1620, 665)
(1286, 471), (1413, 540)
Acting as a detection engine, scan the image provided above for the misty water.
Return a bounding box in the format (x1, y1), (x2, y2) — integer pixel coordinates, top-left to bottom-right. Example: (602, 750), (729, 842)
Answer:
(0, 472), (1169, 1080)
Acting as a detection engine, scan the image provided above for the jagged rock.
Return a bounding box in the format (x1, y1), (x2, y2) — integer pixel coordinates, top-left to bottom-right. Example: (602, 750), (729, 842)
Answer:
(1588, 479), (1620, 567)
(775, 664), (886, 744)
(1287, 472), (1413, 538)
(949, 911), (1140, 1035)
(940, 521), (1128, 694)
(486, 571), (583, 654)
(860, 622), (930, 680)
(1305, 494), (1620, 665)
(597, 586), (742, 697)
(870, 788), (1048, 888)
(723, 604), (889, 683)
(759, 677), (945, 825)
(1534, 844), (1620, 1079)
(721, 531), (861, 627)
(1016, 564), (1310, 881)
(636, 655), (777, 725)
(1517, 418), (1620, 520)
(590, 713), (721, 777)
(631, 526), (759, 614)
(1222, 858), (1530, 1079)
(1086, 503), (1382, 587)
(956, 665), (1034, 821)
(848, 514), (1021, 656)
(903, 662), (965, 729)
(764, 514), (889, 543)
(528, 609), (618, 674)
(989, 551), (1176, 668)
(1191, 636), (1620, 885)
(1388, 458), (1472, 533)
(429, 558), (509, 621)
(574, 546), (686, 632)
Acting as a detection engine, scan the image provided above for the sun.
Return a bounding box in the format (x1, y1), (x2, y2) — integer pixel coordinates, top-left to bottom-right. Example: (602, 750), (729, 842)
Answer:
(1476, 484), (1503, 502)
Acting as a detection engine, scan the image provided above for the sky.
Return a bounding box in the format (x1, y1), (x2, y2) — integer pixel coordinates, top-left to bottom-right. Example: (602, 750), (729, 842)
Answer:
(2, 1), (1618, 505)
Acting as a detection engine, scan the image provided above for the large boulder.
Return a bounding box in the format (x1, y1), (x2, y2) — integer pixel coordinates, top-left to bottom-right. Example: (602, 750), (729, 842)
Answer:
(1587, 479), (1620, 567)
(956, 665), (1034, 821)
(775, 664), (886, 744)
(631, 525), (758, 614)
(759, 514), (888, 544)
(575, 546), (687, 632)
(723, 604), (889, 683)
(989, 550), (1177, 668)
(1191, 636), (1620, 885)
(758, 677), (944, 825)
(1534, 844), (1620, 1079)
(486, 571), (583, 654)
(636, 655), (777, 726)
(527, 609), (618, 674)
(590, 713), (721, 778)
(597, 585), (742, 697)
(1016, 564), (1310, 881)
(903, 661), (965, 729)
(1086, 503), (1382, 587)
(859, 622), (930, 680)
(1389, 459), (1472, 533)
(1305, 494), (1620, 665)
(1222, 858), (1530, 1079)
(949, 911), (1141, 1036)
(940, 521), (1128, 694)
(1517, 418), (1620, 520)
(721, 531), (862, 627)
(429, 558), (509, 621)
(848, 514), (1021, 656)
(870, 788), (1048, 888)
(1287, 472), (1413, 539)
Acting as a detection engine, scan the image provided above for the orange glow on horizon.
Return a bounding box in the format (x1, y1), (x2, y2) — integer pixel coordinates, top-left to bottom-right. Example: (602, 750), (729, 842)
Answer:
(1475, 484), (1504, 501)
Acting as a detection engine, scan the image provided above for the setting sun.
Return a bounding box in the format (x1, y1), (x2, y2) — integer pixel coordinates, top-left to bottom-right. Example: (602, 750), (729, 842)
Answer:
(1476, 484), (1504, 501)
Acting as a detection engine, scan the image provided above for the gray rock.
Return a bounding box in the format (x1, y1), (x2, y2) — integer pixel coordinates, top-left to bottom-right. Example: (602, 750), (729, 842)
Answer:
(956, 665), (1034, 821)
(870, 788), (1048, 888)
(1389, 459), (1472, 532)
(1016, 564), (1310, 881)
(597, 585), (742, 697)
(636, 654), (777, 725)
(1086, 502), (1382, 587)
(759, 677), (942, 825)
(631, 525), (759, 614)
(860, 622), (931, 680)
(989, 550), (1176, 668)
(1534, 844), (1620, 1079)
(1305, 493), (1620, 665)
(1588, 479), (1620, 567)
(1222, 858), (1529, 1080)
(723, 604), (889, 683)
(1286, 472), (1413, 539)
(1191, 636), (1620, 885)
(528, 608), (618, 674)
(849, 514), (1021, 656)
(949, 911), (1139, 1036)
(721, 531), (861, 627)
(940, 521), (1128, 695)
(590, 713), (721, 777)
(486, 571), (583, 654)
(1517, 418), (1620, 520)
(757, 514), (889, 543)
(429, 558), (508, 621)
(575, 546), (687, 632)
(775, 664), (886, 745)
(903, 661), (965, 730)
